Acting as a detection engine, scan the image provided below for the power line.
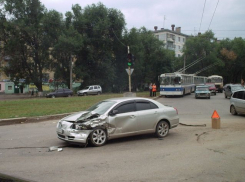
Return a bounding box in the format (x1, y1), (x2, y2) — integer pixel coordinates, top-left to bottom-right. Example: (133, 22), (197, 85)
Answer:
(208, 0), (220, 30)
(111, 28), (127, 47)
(199, 0), (206, 32)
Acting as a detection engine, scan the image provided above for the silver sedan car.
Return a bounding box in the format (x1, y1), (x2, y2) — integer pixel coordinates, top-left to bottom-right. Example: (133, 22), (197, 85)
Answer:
(56, 97), (179, 147)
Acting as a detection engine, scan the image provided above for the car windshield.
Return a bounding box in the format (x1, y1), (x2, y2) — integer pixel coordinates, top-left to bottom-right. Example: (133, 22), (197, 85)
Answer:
(231, 86), (244, 91)
(84, 86), (90, 89)
(86, 101), (117, 115)
(197, 87), (209, 91)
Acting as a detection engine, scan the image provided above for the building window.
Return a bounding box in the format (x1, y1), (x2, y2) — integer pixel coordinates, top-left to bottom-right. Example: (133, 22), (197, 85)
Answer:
(8, 86), (12, 90)
(0, 84), (1, 90)
(155, 35), (159, 39)
(178, 54), (180, 57)
(183, 38), (185, 42)
(178, 37), (180, 42)
(179, 46), (181, 49)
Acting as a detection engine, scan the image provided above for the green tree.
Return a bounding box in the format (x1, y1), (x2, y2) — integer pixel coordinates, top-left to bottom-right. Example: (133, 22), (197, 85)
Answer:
(123, 27), (175, 91)
(0, 0), (62, 92)
(181, 31), (222, 76)
(51, 9), (83, 89)
(217, 38), (245, 83)
(68, 3), (126, 92)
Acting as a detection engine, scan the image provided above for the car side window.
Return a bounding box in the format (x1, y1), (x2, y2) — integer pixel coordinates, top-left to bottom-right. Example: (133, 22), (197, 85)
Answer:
(237, 91), (243, 99)
(94, 86), (98, 89)
(136, 102), (151, 111)
(116, 102), (135, 114)
(89, 87), (93, 90)
(150, 102), (158, 109)
(233, 92), (238, 98)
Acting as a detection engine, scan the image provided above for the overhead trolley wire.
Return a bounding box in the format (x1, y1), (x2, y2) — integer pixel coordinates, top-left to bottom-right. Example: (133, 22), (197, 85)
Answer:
(208, 0), (220, 30)
(199, 0), (207, 32)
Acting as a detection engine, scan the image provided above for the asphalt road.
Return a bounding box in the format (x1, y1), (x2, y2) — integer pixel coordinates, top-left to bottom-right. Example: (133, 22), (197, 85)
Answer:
(0, 93), (245, 182)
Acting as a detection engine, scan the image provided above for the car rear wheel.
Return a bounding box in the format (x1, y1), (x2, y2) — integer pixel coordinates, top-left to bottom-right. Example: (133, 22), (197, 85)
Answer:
(155, 120), (169, 138)
(230, 105), (237, 115)
(97, 92), (101, 95)
(90, 128), (107, 147)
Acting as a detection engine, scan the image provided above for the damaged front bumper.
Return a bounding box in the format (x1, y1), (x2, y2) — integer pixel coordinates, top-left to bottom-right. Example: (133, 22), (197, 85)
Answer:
(56, 121), (93, 144)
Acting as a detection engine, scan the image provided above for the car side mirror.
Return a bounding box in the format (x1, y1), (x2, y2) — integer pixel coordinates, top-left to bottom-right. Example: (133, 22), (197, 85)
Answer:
(110, 110), (118, 116)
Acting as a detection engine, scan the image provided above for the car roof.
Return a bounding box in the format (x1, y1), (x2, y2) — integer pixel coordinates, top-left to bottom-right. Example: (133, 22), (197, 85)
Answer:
(103, 97), (161, 105)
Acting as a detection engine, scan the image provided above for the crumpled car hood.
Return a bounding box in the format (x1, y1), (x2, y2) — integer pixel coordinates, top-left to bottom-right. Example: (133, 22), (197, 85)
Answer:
(61, 111), (88, 122)
(61, 111), (108, 129)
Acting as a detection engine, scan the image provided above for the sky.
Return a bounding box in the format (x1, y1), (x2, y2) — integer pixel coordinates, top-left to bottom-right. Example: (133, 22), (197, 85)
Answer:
(40, 0), (245, 40)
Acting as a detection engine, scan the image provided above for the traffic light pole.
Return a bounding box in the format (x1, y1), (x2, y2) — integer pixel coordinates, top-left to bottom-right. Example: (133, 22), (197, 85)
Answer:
(128, 46), (131, 92)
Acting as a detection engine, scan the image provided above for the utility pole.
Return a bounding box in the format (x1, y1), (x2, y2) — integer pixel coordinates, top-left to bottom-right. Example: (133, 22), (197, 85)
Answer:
(128, 46), (131, 92)
(70, 55), (73, 90)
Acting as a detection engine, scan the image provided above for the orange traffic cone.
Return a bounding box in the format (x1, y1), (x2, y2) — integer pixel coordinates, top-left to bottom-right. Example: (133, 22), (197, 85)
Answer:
(211, 110), (220, 129)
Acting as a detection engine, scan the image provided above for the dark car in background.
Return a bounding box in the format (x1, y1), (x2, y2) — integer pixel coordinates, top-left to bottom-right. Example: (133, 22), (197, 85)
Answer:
(224, 84), (245, 98)
(230, 90), (245, 115)
(46, 88), (73, 98)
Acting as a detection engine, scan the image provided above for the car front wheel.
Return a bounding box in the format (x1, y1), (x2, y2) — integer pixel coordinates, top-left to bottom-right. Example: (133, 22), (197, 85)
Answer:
(90, 128), (107, 147)
(155, 120), (169, 138)
(230, 105), (237, 115)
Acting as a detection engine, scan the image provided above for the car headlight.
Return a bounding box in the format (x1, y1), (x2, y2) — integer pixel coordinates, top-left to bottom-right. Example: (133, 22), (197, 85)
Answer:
(73, 124), (88, 130)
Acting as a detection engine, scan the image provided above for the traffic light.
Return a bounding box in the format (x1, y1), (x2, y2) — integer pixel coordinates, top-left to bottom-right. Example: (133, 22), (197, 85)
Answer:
(127, 53), (132, 66)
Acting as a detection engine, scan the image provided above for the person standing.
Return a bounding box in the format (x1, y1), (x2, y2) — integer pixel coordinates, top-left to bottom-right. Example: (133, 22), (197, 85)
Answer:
(152, 83), (157, 97)
(149, 83), (153, 97)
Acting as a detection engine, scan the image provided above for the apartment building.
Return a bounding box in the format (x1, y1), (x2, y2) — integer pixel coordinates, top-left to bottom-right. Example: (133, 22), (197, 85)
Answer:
(153, 24), (189, 57)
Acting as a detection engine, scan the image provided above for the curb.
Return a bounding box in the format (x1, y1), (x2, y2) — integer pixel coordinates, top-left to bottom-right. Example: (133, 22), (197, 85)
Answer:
(0, 112), (77, 126)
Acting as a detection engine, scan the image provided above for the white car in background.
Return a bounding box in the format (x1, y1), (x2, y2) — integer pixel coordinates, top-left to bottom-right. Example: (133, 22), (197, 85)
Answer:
(77, 85), (102, 96)
(230, 90), (245, 115)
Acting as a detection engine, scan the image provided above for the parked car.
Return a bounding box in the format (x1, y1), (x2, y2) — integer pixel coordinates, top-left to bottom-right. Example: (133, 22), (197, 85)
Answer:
(230, 90), (245, 115)
(205, 83), (217, 95)
(77, 85), (102, 96)
(224, 84), (245, 98)
(195, 85), (211, 99)
(56, 97), (179, 147)
(46, 88), (73, 98)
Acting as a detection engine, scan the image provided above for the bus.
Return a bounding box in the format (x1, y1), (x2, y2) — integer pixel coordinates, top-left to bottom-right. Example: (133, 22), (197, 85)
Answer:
(193, 75), (207, 86)
(207, 75), (223, 93)
(159, 72), (196, 96)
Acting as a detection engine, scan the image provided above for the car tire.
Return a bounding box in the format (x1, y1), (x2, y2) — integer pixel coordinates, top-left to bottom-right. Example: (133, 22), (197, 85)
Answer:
(225, 94), (227, 98)
(52, 95), (55, 98)
(90, 128), (107, 147)
(155, 120), (169, 138)
(214, 92), (216, 95)
(97, 92), (101, 95)
(230, 105), (237, 115)
(68, 94), (71, 97)
(84, 93), (88, 96)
